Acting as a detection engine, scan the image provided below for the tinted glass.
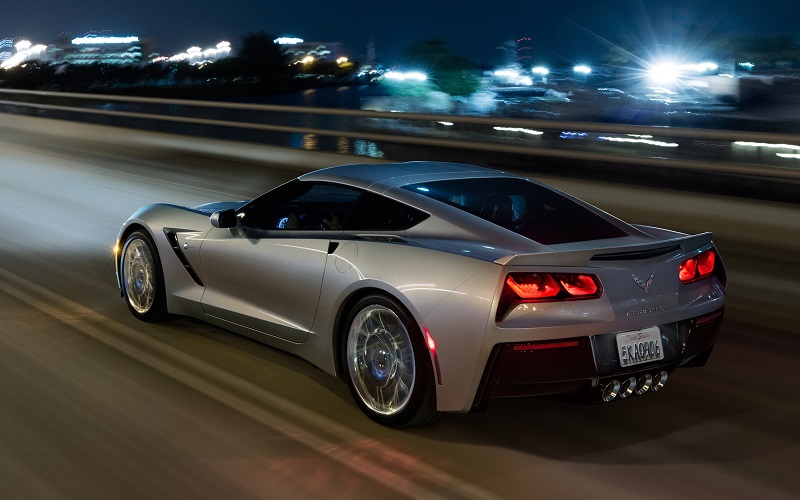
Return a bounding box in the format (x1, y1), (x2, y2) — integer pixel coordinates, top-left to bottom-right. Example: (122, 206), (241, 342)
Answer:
(402, 177), (628, 244)
(239, 180), (361, 231)
(343, 192), (429, 231)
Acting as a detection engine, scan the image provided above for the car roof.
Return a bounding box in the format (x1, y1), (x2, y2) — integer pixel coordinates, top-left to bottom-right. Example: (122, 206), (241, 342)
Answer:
(299, 161), (517, 192)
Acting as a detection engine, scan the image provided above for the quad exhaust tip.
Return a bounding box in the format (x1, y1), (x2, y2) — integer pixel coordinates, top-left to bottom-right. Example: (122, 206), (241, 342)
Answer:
(601, 371), (668, 402)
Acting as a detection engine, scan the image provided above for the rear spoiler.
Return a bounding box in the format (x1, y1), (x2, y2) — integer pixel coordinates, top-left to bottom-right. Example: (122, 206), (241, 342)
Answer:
(496, 232), (714, 267)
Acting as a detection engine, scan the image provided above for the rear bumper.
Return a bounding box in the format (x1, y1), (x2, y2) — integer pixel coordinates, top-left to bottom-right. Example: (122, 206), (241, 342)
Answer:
(471, 308), (724, 410)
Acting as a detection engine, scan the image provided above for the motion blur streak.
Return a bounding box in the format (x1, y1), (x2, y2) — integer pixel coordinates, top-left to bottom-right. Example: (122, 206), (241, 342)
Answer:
(1, 121), (798, 498)
(0, 266), (499, 500)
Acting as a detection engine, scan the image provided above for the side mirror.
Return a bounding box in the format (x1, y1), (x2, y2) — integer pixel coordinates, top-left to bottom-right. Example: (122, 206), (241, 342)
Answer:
(210, 209), (237, 228)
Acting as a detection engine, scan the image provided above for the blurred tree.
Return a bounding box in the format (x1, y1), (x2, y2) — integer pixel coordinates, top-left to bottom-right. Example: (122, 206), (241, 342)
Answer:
(230, 31), (295, 80)
(1, 61), (55, 89)
(401, 39), (480, 96)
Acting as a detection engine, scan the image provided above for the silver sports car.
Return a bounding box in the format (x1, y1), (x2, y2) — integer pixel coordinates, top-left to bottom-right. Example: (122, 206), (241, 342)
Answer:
(115, 162), (726, 427)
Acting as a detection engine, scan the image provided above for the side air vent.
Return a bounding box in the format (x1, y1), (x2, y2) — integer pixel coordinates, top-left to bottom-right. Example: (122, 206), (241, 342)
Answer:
(590, 245), (681, 262)
(355, 234), (406, 243)
(165, 231), (204, 286)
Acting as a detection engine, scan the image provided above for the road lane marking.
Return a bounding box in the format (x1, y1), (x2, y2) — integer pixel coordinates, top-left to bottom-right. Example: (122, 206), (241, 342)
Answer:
(0, 266), (501, 500)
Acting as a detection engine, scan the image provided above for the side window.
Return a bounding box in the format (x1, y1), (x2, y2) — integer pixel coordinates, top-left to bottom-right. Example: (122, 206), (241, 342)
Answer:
(343, 192), (429, 231)
(239, 180), (362, 231)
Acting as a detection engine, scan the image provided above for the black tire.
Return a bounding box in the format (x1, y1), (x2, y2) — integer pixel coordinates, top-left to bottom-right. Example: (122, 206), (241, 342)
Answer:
(341, 294), (440, 427)
(119, 230), (169, 322)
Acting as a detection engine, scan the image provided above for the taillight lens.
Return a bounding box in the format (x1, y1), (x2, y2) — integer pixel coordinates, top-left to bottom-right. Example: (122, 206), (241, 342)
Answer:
(506, 274), (561, 299)
(497, 272), (602, 321)
(679, 249), (716, 284)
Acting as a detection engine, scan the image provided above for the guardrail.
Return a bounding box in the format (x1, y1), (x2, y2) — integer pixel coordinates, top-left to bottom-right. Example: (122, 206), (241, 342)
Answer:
(1, 87), (800, 183)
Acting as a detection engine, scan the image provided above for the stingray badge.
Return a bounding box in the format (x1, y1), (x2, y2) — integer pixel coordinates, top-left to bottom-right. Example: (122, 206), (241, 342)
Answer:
(632, 271), (655, 293)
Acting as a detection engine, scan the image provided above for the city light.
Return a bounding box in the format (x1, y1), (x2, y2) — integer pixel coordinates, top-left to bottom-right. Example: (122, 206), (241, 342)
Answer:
(647, 61), (719, 84)
(384, 70), (427, 81)
(493, 67), (532, 86)
(274, 37), (303, 45)
(167, 42), (232, 64)
(72, 35), (139, 45)
(531, 66), (549, 75)
(648, 63), (679, 84)
(1, 41), (47, 69)
(573, 65), (592, 75)
(336, 57), (348, 65)
(494, 68), (520, 79)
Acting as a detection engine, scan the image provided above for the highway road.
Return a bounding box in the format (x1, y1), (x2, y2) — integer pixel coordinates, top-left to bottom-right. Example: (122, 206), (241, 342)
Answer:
(0, 123), (798, 499)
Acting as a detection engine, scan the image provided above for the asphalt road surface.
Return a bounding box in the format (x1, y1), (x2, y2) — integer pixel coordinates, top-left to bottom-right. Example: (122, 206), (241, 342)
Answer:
(0, 125), (798, 499)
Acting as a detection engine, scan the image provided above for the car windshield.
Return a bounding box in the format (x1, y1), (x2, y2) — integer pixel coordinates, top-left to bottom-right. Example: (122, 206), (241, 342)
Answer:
(402, 177), (629, 244)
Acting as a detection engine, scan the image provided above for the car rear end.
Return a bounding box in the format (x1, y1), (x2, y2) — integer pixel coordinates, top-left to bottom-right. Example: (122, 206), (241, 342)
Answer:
(472, 236), (726, 409)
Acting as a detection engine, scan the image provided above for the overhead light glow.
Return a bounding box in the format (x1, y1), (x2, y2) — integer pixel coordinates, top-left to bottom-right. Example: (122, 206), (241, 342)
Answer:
(531, 66), (549, 75)
(648, 60), (720, 84)
(384, 70), (427, 82)
(573, 65), (591, 75)
(648, 63), (679, 84)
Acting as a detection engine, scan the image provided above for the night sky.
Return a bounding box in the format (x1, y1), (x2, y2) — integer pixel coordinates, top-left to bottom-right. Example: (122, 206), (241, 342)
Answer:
(2, 1), (798, 64)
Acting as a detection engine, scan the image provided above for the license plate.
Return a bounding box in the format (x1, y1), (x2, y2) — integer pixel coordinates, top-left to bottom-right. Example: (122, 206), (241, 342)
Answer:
(616, 327), (663, 367)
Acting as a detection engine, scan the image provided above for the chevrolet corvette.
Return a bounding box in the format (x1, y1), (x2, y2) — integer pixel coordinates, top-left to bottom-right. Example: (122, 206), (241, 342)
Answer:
(115, 161), (726, 427)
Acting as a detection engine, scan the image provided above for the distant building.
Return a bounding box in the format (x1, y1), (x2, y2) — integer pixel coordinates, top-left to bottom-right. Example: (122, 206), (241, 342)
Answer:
(54, 34), (145, 65)
(0, 38), (12, 61)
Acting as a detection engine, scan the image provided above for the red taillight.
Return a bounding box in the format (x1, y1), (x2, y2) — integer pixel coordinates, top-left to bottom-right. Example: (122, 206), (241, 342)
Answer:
(697, 250), (715, 275)
(498, 272), (602, 321)
(557, 274), (599, 296)
(506, 273), (560, 299)
(679, 249), (716, 284)
(679, 258), (697, 282)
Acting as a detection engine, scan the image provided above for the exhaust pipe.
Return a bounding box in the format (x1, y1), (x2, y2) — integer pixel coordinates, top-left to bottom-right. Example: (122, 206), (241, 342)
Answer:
(601, 380), (621, 402)
(635, 374), (653, 395)
(651, 371), (668, 392)
(601, 371), (669, 401)
(618, 377), (637, 399)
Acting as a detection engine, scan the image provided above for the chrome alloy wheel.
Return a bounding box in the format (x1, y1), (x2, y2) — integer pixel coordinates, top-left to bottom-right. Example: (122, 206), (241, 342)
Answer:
(122, 237), (156, 314)
(347, 304), (416, 416)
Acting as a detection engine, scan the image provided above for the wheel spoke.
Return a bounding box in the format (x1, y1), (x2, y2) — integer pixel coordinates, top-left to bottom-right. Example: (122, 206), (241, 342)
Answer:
(347, 304), (416, 416)
(123, 238), (156, 314)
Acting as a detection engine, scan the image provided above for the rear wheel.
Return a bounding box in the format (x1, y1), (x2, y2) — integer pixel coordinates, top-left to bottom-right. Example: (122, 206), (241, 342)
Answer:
(120, 230), (169, 322)
(343, 295), (440, 427)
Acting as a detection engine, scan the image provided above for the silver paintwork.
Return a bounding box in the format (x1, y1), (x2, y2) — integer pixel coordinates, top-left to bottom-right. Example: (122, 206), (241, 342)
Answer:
(115, 162), (727, 413)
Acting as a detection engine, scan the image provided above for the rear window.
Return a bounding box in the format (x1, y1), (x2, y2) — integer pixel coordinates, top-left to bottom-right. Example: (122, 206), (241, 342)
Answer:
(402, 177), (628, 244)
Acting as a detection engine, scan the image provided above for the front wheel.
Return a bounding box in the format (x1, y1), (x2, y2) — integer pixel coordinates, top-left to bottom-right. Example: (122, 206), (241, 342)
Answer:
(343, 295), (440, 427)
(120, 230), (169, 322)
